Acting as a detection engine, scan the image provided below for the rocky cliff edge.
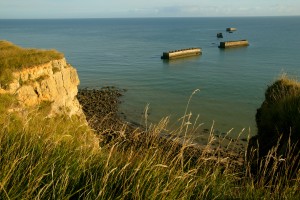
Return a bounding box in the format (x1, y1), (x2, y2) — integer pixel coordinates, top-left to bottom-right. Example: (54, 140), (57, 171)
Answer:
(0, 58), (83, 117)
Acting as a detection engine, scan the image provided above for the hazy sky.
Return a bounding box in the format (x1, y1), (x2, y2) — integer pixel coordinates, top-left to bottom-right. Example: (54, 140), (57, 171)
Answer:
(1, 0), (299, 19)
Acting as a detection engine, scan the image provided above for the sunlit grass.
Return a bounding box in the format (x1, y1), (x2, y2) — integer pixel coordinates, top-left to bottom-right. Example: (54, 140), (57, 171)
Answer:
(0, 93), (299, 199)
(0, 40), (63, 86)
(0, 44), (299, 199)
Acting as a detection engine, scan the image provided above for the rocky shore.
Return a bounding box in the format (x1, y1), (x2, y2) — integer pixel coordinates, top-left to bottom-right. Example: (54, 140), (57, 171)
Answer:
(77, 86), (246, 167)
(77, 87), (128, 142)
(77, 87), (124, 123)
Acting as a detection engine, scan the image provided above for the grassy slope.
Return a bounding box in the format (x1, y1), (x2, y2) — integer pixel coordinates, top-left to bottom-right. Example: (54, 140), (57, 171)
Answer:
(0, 42), (299, 199)
(0, 94), (299, 199)
(0, 40), (63, 86)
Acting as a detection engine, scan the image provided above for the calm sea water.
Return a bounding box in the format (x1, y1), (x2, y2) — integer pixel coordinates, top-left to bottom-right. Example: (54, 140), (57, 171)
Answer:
(1, 17), (300, 136)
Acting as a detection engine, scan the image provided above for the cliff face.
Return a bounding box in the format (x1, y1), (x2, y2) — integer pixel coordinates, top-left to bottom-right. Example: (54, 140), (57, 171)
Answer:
(0, 58), (83, 117)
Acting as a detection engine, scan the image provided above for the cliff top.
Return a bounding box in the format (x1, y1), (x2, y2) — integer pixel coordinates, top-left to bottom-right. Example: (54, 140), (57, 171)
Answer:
(0, 40), (64, 85)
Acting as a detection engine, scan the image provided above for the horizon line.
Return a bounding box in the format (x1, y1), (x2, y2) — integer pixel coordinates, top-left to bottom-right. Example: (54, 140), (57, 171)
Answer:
(1, 15), (300, 20)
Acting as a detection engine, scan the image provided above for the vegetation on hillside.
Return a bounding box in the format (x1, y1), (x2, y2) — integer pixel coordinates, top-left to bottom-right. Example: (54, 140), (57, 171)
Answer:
(0, 84), (299, 199)
(248, 75), (300, 179)
(0, 41), (299, 198)
(0, 40), (63, 86)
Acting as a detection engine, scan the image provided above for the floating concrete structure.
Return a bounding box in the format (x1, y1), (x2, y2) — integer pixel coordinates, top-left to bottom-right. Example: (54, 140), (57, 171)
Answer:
(218, 40), (249, 48)
(217, 33), (223, 38)
(226, 28), (237, 32)
(161, 48), (202, 59)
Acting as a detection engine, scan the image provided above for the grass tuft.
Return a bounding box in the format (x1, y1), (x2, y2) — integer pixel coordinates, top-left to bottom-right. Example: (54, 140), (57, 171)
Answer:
(0, 40), (64, 86)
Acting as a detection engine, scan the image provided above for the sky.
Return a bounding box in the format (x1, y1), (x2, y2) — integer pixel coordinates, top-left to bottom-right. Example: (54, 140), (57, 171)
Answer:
(0, 0), (300, 19)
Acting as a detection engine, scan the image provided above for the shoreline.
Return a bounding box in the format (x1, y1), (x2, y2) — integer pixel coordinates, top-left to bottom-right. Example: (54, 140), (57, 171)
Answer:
(77, 86), (246, 167)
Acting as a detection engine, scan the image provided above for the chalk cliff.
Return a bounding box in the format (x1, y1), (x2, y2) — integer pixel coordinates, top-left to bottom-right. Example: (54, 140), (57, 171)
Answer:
(0, 58), (83, 117)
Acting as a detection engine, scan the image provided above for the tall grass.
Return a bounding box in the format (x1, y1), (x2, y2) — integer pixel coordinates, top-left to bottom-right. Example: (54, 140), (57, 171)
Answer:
(0, 94), (299, 199)
(1, 41), (299, 199)
(0, 40), (63, 86)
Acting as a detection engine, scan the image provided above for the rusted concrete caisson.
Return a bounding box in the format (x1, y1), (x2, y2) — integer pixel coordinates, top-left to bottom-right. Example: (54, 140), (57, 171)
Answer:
(218, 40), (249, 48)
(161, 48), (202, 59)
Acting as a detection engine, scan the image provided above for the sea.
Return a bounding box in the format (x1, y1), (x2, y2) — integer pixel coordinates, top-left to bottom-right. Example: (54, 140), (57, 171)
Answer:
(1, 17), (300, 137)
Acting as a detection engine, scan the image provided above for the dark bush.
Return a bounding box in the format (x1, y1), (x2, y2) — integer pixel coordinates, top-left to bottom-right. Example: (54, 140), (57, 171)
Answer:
(247, 77), (300, 178)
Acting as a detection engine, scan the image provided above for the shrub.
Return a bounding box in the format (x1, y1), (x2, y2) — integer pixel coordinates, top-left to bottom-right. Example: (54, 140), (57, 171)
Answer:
(248, 76), (300, 179)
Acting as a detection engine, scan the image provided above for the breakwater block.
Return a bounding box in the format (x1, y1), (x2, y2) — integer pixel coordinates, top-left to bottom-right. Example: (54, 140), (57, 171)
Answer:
(218, 40), (249, 48)
(226, 27), (237, 32)
(161, 48), (202, 59)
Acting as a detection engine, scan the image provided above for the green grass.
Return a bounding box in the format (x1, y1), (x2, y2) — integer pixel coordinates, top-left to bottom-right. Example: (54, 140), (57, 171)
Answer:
(0, 40), (63, 86)
(0, 44), (299, 199)
(252, 75), (300, 174)
(0, 93), (299, 199)
(261, 75), (300, 137)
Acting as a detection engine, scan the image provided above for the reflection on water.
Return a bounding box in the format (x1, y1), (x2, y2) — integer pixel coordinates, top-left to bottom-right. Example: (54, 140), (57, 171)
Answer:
(218, 46), (249, 53)
(162, 55), (202, 66)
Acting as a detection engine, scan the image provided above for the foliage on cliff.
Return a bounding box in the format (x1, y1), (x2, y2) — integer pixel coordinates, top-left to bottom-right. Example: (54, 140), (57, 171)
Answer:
(0, 92), (299, 199)
(248, 75), (300, 178)
(0, 40), (299, 198)
(0, 40), (63, 85)
(257, 76), (300, 145)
